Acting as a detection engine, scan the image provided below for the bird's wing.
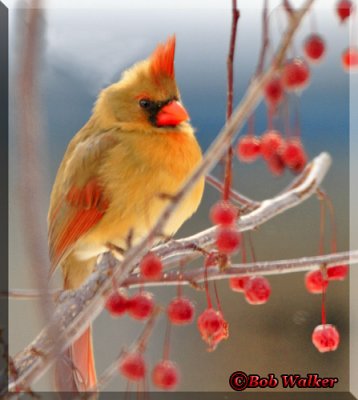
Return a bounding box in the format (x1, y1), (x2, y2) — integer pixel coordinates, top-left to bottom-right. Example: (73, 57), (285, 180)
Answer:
(48, 130), (120, 275)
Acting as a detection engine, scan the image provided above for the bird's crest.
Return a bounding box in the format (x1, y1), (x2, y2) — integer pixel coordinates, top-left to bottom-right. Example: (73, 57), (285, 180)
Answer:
(150, 35), (176, 80)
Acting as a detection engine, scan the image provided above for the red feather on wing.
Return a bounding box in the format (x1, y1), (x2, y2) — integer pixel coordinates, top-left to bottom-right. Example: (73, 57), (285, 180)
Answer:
(49, 179), (109, 270)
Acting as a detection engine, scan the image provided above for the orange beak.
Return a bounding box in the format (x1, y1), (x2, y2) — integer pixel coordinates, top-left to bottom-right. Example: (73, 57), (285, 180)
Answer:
(156, 100), (189, 127)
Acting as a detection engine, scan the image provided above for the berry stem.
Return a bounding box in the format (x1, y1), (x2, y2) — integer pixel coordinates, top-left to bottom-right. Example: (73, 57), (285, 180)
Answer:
(206, 174), (260, 208)
(293, 95), (301, 138)
(204, 262), (213, 309)
(248, 113), (255, 135)
(283, 95), (291, 138)
(323, 192), (338, 253)
(321, 285), (327, 325)
(267, 106), (274, 130)
(247, 232), (257, 263)
(241, 232), (247, 263)
(177, 261), (185, 298)
(318, 196), (326, 256)
(163, 319), (172, 361)
(213, 281), (223, 313)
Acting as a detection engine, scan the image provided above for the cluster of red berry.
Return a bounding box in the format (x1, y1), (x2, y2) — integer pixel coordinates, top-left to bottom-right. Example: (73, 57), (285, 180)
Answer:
(229, 275), (271, 305)
(210, 200), (241, 254)
(105, 252), (202, 390)
(112, 291), (196, 390)
(238, 130), (307, 176)
(106, 1), (355, 390)
(336, 0), (358, 70)
(119, 352), (179, 390)
(305, 264), (348, 352)
(237, 0), (357, 177)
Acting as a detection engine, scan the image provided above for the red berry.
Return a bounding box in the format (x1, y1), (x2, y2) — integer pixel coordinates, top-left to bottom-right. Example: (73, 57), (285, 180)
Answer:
(266, 153), (285, 176)
(341, 47), (358, 71)
(119, 352), (146, 381)
(281, 139), (306, 168)
(216, 226), (241, 254)
(229, 276), (249, 292)
(264, 75), (284, 107)
(140, 252), (163, 280)
(197, 308), (228, 351)
(281, 58), (310, 91)
(210, 201), (237, 226)
(237, 135), (261, 163)
(127, 292), (154, 320)
(152, 360), (180, 390)
(208, 318), (229, 351)
(303, 34), (326, 63)
(244, 276), (271, 304)
(105, 291), (128, 317)
(336, 0), (354, 22)
(312, 324), (340, 352)
(167, 297), (195, 325)
(260, 130), (284, 160)
(327, 264), (349, 281)
(305, 270), (328, 294)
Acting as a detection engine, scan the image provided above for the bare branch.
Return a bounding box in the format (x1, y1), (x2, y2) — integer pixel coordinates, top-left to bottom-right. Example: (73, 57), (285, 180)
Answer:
(125, 250), (357, 288)
(255, 0), (270, 76)
(223, 0), (240, 201)
(5, 247), (357, 298)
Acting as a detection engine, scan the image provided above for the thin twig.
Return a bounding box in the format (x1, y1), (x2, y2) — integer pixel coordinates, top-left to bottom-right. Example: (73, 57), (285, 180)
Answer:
(223, 0), (240, 201)
(205, 174), (260, 208)
(255, 0), (270, 76)
(283, 0), (294, 16)
(88, 308), (161, 394)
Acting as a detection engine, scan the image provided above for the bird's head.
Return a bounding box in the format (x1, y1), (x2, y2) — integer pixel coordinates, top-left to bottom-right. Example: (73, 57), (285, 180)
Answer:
(94, 35), (190, 131)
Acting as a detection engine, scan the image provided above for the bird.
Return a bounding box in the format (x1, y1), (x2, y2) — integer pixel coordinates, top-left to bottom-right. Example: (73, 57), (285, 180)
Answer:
(47, 35), (204, 391)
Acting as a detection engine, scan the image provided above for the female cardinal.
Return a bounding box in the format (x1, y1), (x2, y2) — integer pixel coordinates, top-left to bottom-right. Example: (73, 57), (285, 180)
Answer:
(48, 36), (204, 391)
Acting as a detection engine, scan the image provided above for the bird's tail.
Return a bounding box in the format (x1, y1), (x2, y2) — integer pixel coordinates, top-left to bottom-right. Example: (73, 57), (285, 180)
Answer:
(54, 256), (98, 392)
(55, 326), (97, 392)
(71, 326), (97, 390)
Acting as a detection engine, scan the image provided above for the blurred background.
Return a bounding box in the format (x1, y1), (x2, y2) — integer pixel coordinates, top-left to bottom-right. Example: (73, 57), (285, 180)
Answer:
(8, 0), (353, 393)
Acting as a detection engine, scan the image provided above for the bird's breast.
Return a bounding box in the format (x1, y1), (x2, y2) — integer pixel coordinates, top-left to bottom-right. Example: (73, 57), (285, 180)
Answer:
(77, 129), (204, 254)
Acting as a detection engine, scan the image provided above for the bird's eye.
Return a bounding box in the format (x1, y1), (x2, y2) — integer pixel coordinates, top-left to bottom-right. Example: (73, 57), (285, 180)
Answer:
(139, 98), (151, 109)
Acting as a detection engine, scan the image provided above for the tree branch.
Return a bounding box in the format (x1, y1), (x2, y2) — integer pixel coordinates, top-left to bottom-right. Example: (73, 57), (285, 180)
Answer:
(125, 250), (357, 288)
(5, 249), (356, 298)
(223, 0), (240, 201)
